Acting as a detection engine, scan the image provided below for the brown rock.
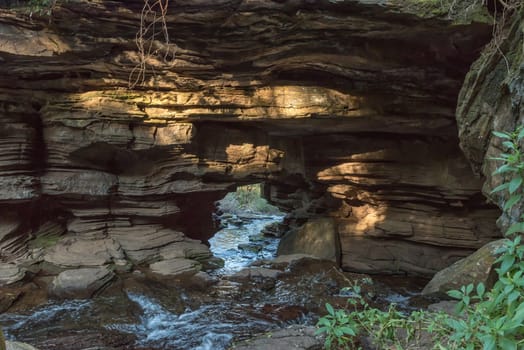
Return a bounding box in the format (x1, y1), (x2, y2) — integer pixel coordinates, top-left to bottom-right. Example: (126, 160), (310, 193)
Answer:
(277, 218), (340, 263)
(422, 239), (505, 296)
(0, 0), (501, 278)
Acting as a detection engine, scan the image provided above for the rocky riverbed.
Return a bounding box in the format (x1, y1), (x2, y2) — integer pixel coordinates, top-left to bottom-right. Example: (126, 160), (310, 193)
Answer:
(0, 214), (435, 350)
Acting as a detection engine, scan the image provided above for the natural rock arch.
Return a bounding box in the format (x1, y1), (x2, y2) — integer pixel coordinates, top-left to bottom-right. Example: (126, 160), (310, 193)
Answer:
(0, 0), (504, 289)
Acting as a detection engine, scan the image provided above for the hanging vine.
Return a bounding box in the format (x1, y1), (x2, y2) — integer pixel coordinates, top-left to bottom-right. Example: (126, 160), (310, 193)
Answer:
(128, 0), (177, 89)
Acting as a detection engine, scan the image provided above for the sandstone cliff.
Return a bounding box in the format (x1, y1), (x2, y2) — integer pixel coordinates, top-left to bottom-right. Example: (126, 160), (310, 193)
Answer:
(0, 0), (502, 286)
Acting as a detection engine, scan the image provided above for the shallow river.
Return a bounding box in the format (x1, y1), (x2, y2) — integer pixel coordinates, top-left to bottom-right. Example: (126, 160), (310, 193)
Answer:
(1, 214), (427, 350)
(1, 214), (289, 350)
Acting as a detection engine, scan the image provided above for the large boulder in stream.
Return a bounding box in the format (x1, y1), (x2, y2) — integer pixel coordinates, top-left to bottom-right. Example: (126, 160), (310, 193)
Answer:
(277, 218), (340, 263)
(50, 267), (115, 299)
(422, 239), (506, 296)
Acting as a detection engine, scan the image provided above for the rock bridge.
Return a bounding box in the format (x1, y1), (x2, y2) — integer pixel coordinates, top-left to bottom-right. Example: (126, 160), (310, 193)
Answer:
(0, 0), (506, 287)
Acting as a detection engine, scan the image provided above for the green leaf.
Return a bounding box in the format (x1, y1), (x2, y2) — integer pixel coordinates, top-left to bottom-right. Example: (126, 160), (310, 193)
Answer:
(518, 127), (524, 141)
(491, 182), (510, 194)
(326, 303), (335, 316)
(493, 131), (511, 139)
(506, 222), (524, 236)
(465, 283), (474, 294)
(504, 194), (522, 211)
(507, 290), (520, 305)
(511, 303), (524, 324)
(315, 327), (329, 335)
(494, 164), (517, 175)
(503, 141), (516, 150)
(498, 337), (517, 350)
(509, 176), (523, 194)
(476, 283), (485, 298)
(447, 289), (463, 300)
(338, 326), (356, 336)
(480, 334), (496, 350)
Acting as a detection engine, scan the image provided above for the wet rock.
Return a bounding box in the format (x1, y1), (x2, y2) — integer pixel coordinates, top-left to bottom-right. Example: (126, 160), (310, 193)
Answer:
(261, 222), (285, 238)
(33, 331), (136, 350)
(186, 271), (219, 290)
(6, 341), (39, 350)
(201, 256), (225, 271)
(159, 240), (212, 261)
(0, 290), (21, 313)
(230, 267), (282, 280)
(231, 325), (322, 350)
(266, 254), (320, 267)
(238, 243), (264, 253)
(277, 218), (340, 263)
(260, 304), (308, 322)
(422, 239), (505, 296)
(149, 258), (201, 277)
(50, 267), (115, 299)
(0, 263), (25, 286)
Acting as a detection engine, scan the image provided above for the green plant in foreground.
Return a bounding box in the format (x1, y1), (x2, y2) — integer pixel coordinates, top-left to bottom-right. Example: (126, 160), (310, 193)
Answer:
(442, 127), (524, 350)
(316, 126), (524, 350)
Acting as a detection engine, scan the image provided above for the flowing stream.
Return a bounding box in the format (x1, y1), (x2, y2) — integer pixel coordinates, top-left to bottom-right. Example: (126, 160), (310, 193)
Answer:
(0, 213), (428, 350)
(0, 214), (287, 350)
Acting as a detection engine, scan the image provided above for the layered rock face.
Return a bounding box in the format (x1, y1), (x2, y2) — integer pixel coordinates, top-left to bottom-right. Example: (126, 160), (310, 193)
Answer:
(0, 0), (502, 284)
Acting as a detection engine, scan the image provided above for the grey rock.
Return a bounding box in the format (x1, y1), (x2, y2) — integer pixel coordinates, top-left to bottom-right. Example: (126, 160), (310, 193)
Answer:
(231, 325), (322, 350)
(149, 258), (201, 276)
(50, 267), (115, 299)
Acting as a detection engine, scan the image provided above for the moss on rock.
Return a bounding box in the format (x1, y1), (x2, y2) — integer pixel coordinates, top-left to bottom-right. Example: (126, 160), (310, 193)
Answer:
(388, 0), (492, 24)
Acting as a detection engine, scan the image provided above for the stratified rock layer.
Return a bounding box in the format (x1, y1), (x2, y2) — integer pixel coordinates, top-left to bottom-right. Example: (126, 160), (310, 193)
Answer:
(0, 0), (501, 280)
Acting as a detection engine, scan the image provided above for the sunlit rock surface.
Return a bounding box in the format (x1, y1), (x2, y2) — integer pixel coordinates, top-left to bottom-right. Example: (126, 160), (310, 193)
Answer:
(0, 0), (502, 281)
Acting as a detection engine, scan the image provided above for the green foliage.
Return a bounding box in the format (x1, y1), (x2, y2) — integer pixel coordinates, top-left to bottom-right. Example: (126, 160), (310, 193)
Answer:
(441, 127), (524, 350)
(315, 283), (452, 349)
(316, 126), (524, 349)
(218, 184), (281, 215)
(29, 0), (57, 16)
(8, 0), (59, 16)
(28, 232), (62, 249)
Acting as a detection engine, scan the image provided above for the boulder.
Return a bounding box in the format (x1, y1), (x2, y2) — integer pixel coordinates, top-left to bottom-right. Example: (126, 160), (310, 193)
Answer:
(44, 237), (124, 268)
(50, 267), (115, 299)
(422, 239), (506, 296)
(6, 342), (39, 350)
(230, 267), (282, 280)
(149, 258), (201, 277)
(0, 264), (25, 286)
(277, 218), (340, 263)
(231, 325), (322, 350)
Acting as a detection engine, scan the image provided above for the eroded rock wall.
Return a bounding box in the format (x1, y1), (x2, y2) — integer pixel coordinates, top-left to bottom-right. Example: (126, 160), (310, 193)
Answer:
(457, 8), (524, 230)
(0, 0), (501, 282)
